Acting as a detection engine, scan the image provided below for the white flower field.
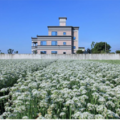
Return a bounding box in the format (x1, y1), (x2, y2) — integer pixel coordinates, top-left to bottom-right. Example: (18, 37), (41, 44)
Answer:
(0, 59), (120, 119)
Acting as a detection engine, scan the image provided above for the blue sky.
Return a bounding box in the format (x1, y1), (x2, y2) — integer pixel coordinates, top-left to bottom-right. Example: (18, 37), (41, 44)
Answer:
(0, 0), (120, 53)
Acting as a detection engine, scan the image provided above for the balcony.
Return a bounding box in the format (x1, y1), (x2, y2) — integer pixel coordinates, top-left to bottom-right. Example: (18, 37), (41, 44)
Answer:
(32, 36), (72, 41)
(31, 45), (71, 50)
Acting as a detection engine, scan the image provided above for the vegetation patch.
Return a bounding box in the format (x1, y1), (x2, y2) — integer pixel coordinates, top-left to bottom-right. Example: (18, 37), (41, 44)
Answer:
(0, 60), (120, 119)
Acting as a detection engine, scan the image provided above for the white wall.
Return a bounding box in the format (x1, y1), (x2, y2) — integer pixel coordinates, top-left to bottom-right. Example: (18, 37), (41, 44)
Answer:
(0, 54), (41, 59)
(0, 54), (120, 60)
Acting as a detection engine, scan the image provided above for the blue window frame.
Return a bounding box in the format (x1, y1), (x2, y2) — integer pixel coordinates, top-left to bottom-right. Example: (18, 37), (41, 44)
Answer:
(51, 41), (57, 45)
(52, 31), (57, 36)
(51, 51), (57, 54)
(41, 51), (46, 54)
(63, 32), (66, 35)
(73, 37), (76, 40)
(63, 42), (66, 45)
(41, 41), (46, 45)
(73, 46), (76, 49)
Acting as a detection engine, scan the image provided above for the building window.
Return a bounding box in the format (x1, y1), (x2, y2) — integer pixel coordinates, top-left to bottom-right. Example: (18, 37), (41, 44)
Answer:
(51, 51), (57, 54)
(73, 46), (76, 49)
(51, 41), (57, 45)
(73, 37), (76, 40)
(41, 41), (46, 45)
(41, 51), (46, 54)
(52, 31), (57, 36)
(63, 52), (66, 54)
(63, 42), (66, 45)
(63, 32), (66, 35)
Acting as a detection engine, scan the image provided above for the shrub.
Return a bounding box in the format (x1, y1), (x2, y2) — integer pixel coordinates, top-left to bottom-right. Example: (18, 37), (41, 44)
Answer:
(101, 50), (106, 54)
(76, 50), (83, 54)
(110, 52), (115, 54)
(91, 49), (100, 54)
(116, 50), (120, 53)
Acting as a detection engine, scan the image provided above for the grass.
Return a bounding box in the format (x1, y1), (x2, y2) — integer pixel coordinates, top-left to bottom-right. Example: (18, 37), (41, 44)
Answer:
(89, 60), (120, 65)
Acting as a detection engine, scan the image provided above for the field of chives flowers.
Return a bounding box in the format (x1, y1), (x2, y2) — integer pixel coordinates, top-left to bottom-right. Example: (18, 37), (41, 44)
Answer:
(91, 60), (120, 65)
(0, 59), (120, 119)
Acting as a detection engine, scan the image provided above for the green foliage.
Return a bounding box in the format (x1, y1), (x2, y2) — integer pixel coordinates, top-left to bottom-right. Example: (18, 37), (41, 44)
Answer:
(91, 60), (120, 65)
(110, 52), (115, 54)
(7, 49), (14, 54)
(91, 49), (100, 54)
(0, 50), (4, 54)
(14, 51), (18, 54)
(100, 50), (106, 54)
(33, 50), (37, 54)
(116, 50), (120, 53)
(76, 50), (83, 54)
(87, 48), (91, 53)
(91, 41), (95, 49)
(91, 42), (111, 53)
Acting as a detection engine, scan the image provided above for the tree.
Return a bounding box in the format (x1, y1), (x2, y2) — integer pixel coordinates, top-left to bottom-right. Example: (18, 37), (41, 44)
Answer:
(33, 50), (37, 54)
(110, 52), (115, 54)
(83, 50), (87, 54)
(76, 50), (83, 54)
(116, 50), (120, 53)
(91, 42), (111, 53)
(7, 49), (14, 54)
(87, 48), (91, 53)
(14, 51), (18, 54)
(91, 41), (95, 49)
(0, 50), (4, 54)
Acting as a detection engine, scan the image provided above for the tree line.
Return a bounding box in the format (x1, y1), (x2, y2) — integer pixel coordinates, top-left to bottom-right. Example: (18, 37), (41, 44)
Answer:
(76, 42), (120, 54)
(0, 43), (120, 54)
(0, 49), (18, 54)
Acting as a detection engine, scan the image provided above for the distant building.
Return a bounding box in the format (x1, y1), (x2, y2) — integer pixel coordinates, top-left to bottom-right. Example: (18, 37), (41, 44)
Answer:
(31, 17), (80, 54)
(78, 47), (85, 51)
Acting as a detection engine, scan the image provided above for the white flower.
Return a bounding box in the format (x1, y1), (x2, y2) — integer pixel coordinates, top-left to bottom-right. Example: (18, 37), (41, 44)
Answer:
(62, 107), (67, 111)
(28, 82), (37, 89)
(106, 110), (115, 118)
(98, 96), (106, 103)
(0, 88), (9, 92)
(95, 114), (104, 119)
(56, 98), (64, 103)
(2, 112), (10, 117)
(37, 116), (45, 119)
(87, 103), (95, 111)
(0, 115), (3, 119)
(116, 108), (120, 114)
(22, 116), (29, 119)
(92, 92), (99, 99)
(76, 102), (82, 107)
(65, 100), (74, 106)
(96, 105), (107, 113)
(45, 114), (52, 119)
(5, 107), (12, 112)
(72, 112), (82, 119)
(79, 112), (94, 119)
(0, 95), (9, 101)
(32, 89), (40, 97)
(60, 112), (65, 116)
(106, 101), (115, 108)
(20, 85), (28, 91)
(50, 104), (56, 109)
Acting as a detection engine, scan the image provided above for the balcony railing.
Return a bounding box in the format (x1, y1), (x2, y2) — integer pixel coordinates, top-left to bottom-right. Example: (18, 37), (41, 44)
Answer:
(32, 45), (71, 50)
